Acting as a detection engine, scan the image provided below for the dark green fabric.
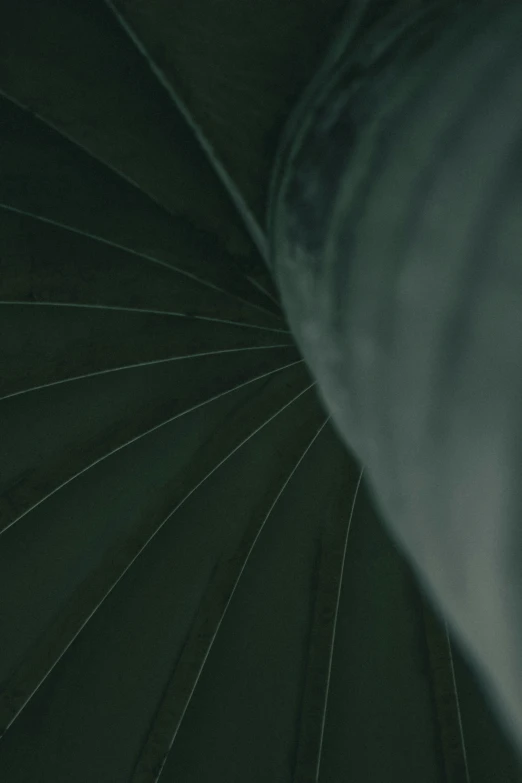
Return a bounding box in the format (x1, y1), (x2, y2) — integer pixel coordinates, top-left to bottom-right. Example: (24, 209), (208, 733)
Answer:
(0, 0), (521, 781)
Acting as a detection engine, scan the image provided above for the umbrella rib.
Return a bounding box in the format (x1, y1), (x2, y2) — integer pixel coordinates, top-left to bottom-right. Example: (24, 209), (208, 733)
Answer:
(102, 0), (270, 273)
(0, 357), (304, 538)
(420, 596), (472, 782)
(293, 460), (364, 782)
(0, 300), (290, 333)
(0, 344), (296, 402)
(0, 203), (281, 320)
(313, 465), (364, 782)
(0, 379), (317, 742)
(444, 621), (471, 783)
(0, 91), (280, 314)
(135, 416), (329, 783)
(241, 275), (281, 309)
(0, 88), (246, 254)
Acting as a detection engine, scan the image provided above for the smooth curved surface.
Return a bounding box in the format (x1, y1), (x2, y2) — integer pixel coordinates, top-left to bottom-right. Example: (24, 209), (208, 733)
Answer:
(270, 0), (522, 757)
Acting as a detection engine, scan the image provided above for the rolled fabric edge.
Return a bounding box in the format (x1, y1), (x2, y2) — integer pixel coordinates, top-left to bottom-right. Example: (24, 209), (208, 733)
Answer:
(269, 0), (522, 757)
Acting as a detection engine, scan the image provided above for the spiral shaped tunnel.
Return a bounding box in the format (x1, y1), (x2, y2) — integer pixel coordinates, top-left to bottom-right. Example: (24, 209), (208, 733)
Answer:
(0, 2), (521, 782)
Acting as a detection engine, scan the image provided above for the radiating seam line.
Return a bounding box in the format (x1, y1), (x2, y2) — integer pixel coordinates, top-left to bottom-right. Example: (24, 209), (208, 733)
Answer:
(0, 377), (317, 741)
(0, 300), (290, 333)
(315, 463), (364, 782)
(0, 88), (237, 254)
(153, 416), (329, 783)
(0, 344), (296, 402)
(444, 621), (471, 783)
(0, 203), (279, 319)
(242, 274), (281, 308)
(103, 0), (269, 267)
(0, 358), (305, 538)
